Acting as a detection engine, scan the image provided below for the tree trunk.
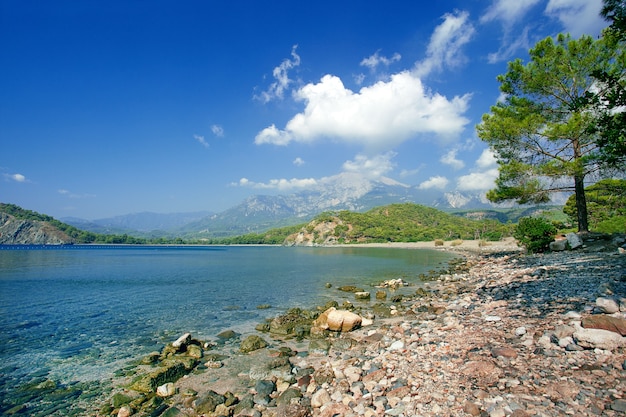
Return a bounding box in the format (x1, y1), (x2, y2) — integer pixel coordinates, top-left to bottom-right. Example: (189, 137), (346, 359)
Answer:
(574, 174), (589, 233)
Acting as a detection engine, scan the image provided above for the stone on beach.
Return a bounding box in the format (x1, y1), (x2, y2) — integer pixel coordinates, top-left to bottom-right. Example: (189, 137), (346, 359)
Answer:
(582, 314), (626, 336)
(566, 232), (583, 249)
(239, 335), (268, 353)
(573, 325), (626, 350)
(313, 307), (362, 332)
(595, 296), (620, 313)
(172, 332), (191, 349)
(156, 382), (176, 397)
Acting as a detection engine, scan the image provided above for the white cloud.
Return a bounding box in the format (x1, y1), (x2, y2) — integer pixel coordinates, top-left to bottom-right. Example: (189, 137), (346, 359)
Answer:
(211, 124), (224, 137)
(480, 1), (539, 64)
(440, 149), (465, 170)
(341, 153), (396, 179)
(194, 134), (209, 148)
(58, 189), (95, 199)
(545, 0), (605, 37)
(360, 50), (401, 71)
(486, 26), (533, 63)
(255, 71), (470, 149)
(353, 73), (366, 86)
(235, 176), (317, 190)
(255, 45), (301, 103)
(414, 10), (475, 78)
(293, 157), (305, 166)
(418, 175), (449, 190)
(481, 0), (542, 24)
(456, 169), (499, 191)
(456, 148), (499, 191)
(399, 167), (421, 178)
(7, 173), (27, 182)
(476, 148), (498, 169)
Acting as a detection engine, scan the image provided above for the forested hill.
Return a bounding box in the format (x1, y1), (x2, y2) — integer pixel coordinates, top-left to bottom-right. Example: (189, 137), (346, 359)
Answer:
(280, 203), (514, 246)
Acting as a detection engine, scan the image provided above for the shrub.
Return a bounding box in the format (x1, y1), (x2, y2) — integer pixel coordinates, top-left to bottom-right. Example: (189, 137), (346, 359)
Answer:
(513, 217), (557, 253)
(434, 239), (444, 246)
(450, 239), (463, 246)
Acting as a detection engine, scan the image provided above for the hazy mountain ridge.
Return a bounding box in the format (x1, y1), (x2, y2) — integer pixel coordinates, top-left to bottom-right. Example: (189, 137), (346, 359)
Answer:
(63, 211), (212, 233)
(63, 175), (511, 238)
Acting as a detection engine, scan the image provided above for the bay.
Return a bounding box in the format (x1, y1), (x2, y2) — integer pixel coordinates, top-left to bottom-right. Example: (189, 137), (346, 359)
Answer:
(0, 245), (455, 414)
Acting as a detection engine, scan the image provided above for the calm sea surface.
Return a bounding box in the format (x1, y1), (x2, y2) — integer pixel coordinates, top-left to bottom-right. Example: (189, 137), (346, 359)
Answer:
(0, 245), (456, 415)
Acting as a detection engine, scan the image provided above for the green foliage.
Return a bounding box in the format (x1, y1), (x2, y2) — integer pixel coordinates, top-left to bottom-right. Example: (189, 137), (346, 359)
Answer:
(208, 224), (303, 245)
(477, 33), (625, 232)
(563, 179), (626, 233)
(513, 217), (557, 253)
(312, 203), (512, 243)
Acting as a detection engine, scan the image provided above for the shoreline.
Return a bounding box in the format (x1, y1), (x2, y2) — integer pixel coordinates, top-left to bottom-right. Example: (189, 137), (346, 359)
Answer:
(94, 238), (626, 417)
(324, 236), (522, 253)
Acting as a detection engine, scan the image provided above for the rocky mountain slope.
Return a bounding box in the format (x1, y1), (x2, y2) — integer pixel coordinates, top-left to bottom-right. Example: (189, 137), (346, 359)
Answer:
(64, 174), (503, 238)
(0, 212), (75, 244)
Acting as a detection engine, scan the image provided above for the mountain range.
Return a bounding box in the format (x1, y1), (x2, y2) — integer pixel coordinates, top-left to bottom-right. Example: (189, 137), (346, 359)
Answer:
(62, 173), (509, 239)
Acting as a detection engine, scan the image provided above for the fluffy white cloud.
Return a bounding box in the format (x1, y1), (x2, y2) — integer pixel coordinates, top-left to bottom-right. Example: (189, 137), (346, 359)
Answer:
(211, 124), (224, 137)
(255, 45), (301, 103)
(456, 170), (499, 191)
(476, 148), (498, 169)
(236, 176), (317, 190)
(456, 148), (499, 191)
(255, 71), (470, 149)
(341, 153), (396, 179)
(293, 157), (305, 166)
(418, 175), (449, 190)
(440, 149), (465, 170)
(481, 0), (541, 24)
(193, 134), (209, 148)
(360, 50), (401, 71)
(414, 10), (475, 78)
(545, 0), (605, 37)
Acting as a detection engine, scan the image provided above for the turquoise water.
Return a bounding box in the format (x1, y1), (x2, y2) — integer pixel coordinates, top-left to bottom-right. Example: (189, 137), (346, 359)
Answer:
(0, 245), (455, 414)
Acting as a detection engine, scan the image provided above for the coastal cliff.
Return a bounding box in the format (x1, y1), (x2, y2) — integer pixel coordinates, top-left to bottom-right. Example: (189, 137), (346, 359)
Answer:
(0, 212), (75, 244)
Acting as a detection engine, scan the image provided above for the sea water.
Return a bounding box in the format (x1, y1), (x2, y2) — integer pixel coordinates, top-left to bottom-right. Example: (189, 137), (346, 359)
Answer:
(0, 245), (456, 415)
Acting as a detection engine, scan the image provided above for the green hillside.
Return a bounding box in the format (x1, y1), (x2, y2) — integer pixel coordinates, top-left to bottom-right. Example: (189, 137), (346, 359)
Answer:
(211, 203), (515, 245)
(332, 203), (512, 243)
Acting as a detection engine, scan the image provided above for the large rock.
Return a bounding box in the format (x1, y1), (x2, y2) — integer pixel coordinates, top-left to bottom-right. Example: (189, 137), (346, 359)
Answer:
(240, 335), (268, 353)
(549, 239), (567, 251)
(596, 297), (620, 314)
(130, 358), (197, 393)
(566, 232), (583, 249)
(582, 315), (626, 336)
(573, 325), (626, 350)
(193, 390), (226, 414)
(313, 307), (362, 332)
(269, 309), (314, 335)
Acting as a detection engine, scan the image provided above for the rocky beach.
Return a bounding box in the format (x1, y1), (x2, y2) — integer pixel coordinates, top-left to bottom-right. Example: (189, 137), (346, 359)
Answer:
(77, 236), (626, 416)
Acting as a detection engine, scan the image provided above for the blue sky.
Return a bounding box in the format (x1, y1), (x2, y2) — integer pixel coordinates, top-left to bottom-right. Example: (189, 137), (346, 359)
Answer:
(1, 0), (608, 219)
